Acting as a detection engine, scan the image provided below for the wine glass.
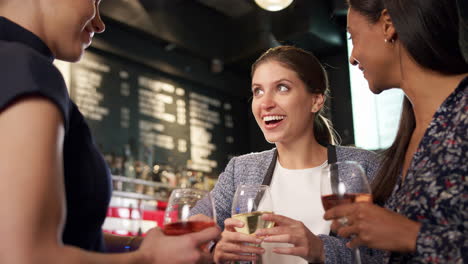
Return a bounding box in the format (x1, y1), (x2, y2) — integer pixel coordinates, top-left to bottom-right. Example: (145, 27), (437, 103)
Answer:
(320, 161), (372, 264)
(231, 184), (274, 264)
(163, 188), (216, 236)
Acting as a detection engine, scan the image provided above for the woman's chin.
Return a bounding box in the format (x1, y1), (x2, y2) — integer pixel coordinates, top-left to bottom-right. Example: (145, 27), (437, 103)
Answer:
(263, 135), (280, 144)
(368, 83), (385, 95)
(56, 49), (84, 62)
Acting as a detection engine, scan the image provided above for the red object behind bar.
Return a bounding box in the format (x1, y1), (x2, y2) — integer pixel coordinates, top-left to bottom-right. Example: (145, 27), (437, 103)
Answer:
(107, 206), (165, 222)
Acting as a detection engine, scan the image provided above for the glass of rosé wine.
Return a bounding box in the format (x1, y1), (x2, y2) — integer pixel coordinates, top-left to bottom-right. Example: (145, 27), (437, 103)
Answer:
(163, 188), (216, 236)
(320, 161), (372, 264)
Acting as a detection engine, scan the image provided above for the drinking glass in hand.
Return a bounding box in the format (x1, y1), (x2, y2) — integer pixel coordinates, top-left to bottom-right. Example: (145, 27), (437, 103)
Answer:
(163, 188), (216, 236)
(231, 184), (275, 235)
(320, 161), (372, 264)
(231, 184), (274, 264)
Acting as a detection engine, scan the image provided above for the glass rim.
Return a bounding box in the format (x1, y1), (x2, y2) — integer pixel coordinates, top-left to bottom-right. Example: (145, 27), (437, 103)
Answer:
(169, 188), (210, 197)
(327, 161), (365, 170)
(236, 184), (270, 189)
(171, 187), (209, 193)
(329, 160), (362, 165)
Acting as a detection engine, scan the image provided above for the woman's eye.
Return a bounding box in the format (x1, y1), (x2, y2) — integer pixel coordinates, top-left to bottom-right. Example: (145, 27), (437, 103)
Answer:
(278, 84), (289, 92)
(252, 88), (264, 96)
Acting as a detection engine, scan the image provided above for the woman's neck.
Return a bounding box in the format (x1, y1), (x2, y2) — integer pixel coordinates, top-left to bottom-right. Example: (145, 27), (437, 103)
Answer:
(275, 135), (327, 170)
(0, 1), (46, 43)
(401, 64), (467, 132)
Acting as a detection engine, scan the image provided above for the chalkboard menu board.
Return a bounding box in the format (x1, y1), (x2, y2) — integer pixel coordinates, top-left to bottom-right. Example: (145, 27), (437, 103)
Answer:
(68, 51), (248, 175)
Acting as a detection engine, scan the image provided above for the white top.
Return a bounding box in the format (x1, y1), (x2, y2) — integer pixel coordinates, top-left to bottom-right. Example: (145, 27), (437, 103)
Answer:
(261, 159), (330, 264)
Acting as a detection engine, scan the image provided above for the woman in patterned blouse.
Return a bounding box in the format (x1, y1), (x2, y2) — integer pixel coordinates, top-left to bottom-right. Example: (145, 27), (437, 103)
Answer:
(324, 0), (467, 263)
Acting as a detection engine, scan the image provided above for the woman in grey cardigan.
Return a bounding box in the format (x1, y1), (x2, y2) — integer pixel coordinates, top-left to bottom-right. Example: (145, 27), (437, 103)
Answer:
(192, 46), (382, 264)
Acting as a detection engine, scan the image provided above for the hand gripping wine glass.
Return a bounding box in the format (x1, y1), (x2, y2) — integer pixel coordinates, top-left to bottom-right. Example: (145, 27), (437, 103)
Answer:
(320, 161), (372, 264)
(231, 184), (274, 264)
(163, 188), (216, 236)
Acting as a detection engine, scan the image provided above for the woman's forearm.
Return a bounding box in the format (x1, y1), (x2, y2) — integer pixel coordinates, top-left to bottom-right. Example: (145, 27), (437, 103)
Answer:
(104, 233), (143, 253)
(2, 242), (149, 264)
(37, 244), (149, 264)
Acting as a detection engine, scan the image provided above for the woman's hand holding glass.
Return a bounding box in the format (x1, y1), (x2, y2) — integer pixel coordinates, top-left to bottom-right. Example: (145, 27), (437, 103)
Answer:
(321, 161), (421, 254)
(157, 188), (220, 263)
(213, 218), (266, 263)
(213, 184), (274, 263)
(324, 201), (421, 252)
(254, 214), (325, 263)
(320, 161), (372, 264)
(138, 226), (220, 264)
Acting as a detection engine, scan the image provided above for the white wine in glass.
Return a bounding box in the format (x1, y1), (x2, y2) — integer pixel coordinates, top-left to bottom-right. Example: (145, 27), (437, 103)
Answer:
(231, 184), (274, 264)
(320, 161), (372, 264)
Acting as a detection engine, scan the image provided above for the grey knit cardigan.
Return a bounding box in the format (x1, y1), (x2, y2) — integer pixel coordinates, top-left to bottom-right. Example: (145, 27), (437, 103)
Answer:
(191, 146), (384, 263)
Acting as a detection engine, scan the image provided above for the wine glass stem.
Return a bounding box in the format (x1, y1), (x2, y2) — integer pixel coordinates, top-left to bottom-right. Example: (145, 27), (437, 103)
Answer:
(251, 245), (261, 264)
(353, 248), (362, 264)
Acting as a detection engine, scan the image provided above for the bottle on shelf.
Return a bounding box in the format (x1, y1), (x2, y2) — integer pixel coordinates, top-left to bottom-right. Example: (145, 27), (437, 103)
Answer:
(123, 144), (136, 192)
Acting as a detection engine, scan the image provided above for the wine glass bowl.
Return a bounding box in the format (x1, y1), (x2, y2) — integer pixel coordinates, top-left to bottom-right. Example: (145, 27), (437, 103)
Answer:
(163, 188), (216, 236)
(320, 161), (372, 264)
(321, 161), (372, 210)
(231, 184), (274, 235)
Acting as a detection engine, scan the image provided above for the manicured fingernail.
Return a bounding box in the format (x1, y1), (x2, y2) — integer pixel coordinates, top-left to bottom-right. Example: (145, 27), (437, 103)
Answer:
(256, 238), (263, 243)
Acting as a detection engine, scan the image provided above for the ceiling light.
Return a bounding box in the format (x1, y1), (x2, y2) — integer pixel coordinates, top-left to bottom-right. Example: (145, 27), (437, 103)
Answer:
(254, 0), (294, 12)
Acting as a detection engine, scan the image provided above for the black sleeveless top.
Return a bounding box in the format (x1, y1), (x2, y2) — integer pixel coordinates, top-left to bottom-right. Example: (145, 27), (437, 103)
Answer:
(0, 17), (111, 252)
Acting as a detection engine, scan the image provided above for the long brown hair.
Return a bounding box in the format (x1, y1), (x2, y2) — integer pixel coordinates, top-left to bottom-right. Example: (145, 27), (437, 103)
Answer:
(347, 0), (468, 204)
(251, 45), (339, 146)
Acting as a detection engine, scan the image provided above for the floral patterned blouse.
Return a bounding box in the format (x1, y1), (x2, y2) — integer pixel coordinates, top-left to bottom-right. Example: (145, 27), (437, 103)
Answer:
(385, 77), (468, 263)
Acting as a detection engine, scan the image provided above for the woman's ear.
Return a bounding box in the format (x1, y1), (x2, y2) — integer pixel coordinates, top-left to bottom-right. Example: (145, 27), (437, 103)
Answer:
(381, 9), (397, 42)
(311, 94), (325, 113)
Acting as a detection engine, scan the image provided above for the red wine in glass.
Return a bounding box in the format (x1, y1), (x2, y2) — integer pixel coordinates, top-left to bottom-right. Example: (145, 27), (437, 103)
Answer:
(321, 193), (372, 210)
(163, 221), (216, 236)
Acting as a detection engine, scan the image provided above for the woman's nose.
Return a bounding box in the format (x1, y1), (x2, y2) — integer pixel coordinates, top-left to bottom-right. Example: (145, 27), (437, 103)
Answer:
(92, 9), (106, 33)
(260, 96), (276, 110)
(349, 56), (358, 66)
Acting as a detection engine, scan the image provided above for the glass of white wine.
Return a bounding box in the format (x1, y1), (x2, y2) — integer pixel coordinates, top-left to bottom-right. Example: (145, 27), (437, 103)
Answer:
(320, 161), (372, 264)
(231, 184), (274, 264)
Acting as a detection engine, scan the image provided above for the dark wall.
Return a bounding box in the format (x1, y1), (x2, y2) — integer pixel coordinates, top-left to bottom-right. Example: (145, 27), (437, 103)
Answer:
(82, 18), (269, 174)
(321, 49), (355, 146)
(92, 19), (251, 99)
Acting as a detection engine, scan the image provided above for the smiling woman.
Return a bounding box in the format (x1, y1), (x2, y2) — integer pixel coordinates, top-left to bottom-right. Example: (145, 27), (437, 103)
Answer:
(191, 46), (383, 264)
(250, 46), (336, 147)
(323, 1), (468, 263)
(0, 0), (219, 263)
